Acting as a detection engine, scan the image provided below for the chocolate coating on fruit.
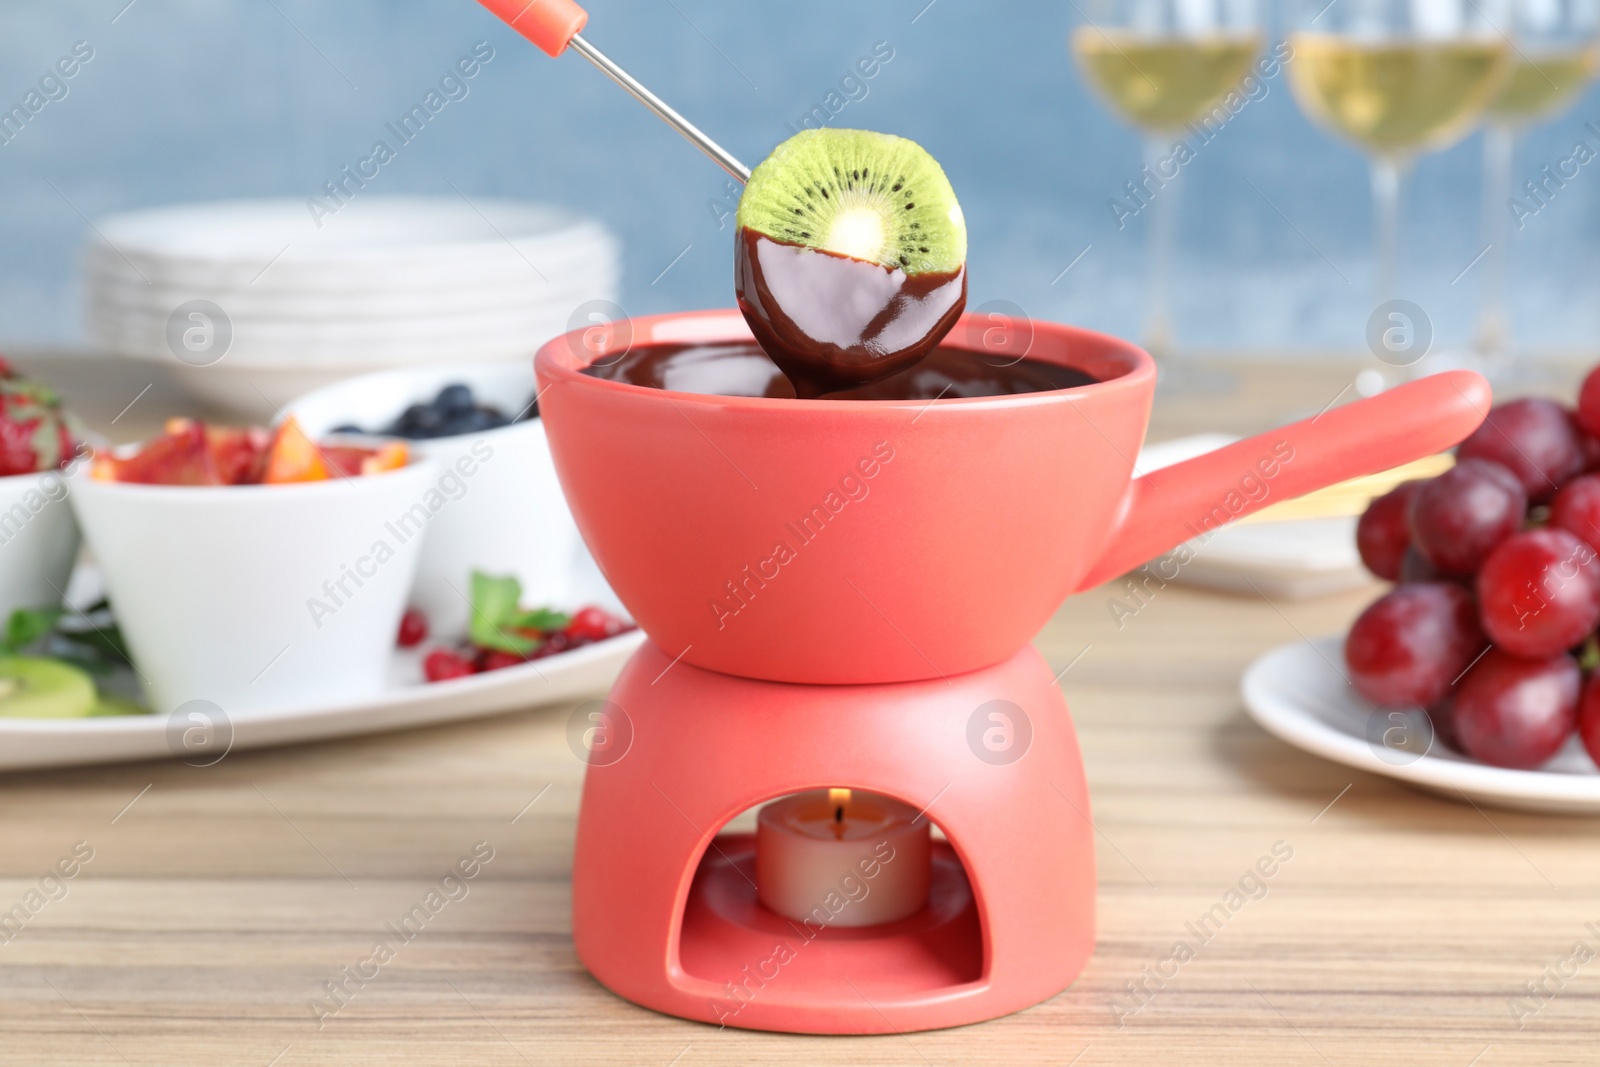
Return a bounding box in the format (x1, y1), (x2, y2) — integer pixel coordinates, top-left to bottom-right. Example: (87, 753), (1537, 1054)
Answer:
(733, 129), (968, 397)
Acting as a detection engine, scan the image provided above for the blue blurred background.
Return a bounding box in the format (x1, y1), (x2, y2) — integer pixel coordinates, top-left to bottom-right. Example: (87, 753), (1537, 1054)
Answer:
(1, 0), (1596, 353)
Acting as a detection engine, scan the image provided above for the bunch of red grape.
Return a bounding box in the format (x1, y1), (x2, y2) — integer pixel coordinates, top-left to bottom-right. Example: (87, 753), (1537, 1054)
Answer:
(1347, 376), (1600, 771)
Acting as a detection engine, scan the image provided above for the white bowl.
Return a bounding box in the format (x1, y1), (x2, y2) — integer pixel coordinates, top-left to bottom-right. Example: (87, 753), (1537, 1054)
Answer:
(87, 302), (589, 355)
(87, 198), (618, 289)
(0, 468), (82, 621)
(83, 264), (618, 321)
(286, 363), (583, 639)
(81, 198), (623, 419)
(68, 457), (441, 715)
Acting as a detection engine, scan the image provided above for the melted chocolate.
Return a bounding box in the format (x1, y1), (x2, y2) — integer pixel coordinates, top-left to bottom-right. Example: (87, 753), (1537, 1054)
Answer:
(584, 340), (1097, 401)
(734, 229), (967, 398)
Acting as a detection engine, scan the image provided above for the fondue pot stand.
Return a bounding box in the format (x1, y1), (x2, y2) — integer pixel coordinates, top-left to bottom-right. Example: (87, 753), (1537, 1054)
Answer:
(535, 309), (1489, 1033)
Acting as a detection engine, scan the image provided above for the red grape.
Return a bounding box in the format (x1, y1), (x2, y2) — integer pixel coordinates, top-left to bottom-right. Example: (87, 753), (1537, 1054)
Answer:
(1580, 429), (1600, 472)
(1550, 473), (1600, 552)
(1357, 481), (1420, 581)
(1453, 649), (1578, 769)
(1579, 674), (1600, 768)
(1428, 695), (1461, 753)
(1407, 459), (1527, 575)
(1398, 544), (1453, 585)
(1456, 398), (1583, 502)
(1345, 583), (1485, 708)
(1576, 365), (1600, 438)
(1476, 528), (1600, 658)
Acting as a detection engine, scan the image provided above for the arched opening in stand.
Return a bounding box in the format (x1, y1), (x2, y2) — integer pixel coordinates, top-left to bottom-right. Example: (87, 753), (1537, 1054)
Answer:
(674, 789), (986, 1013)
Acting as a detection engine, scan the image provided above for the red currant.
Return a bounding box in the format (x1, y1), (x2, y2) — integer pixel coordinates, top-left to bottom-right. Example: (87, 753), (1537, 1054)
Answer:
(397, 608), (429, 648)
(477, 649), (526, 672)
(1454, 649), (1579, 769)
(565, 606), (627, 642)
(532, 631), (573, 659)
(424, 649), (475, 682)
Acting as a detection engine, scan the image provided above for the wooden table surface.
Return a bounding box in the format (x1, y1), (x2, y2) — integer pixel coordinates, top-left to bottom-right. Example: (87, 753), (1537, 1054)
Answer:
(4, 353), (1598, 1066)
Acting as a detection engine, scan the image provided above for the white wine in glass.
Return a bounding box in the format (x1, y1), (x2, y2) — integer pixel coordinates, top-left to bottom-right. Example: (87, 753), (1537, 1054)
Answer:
(1289, 0), (1511, 326)
(1288, 38), (1511, 155)
(1477, 0), (1599, 369)
(1072, 13), (1264, 362)
(1073, 30), (1265, 130)
(1486, 44), (1599, 121)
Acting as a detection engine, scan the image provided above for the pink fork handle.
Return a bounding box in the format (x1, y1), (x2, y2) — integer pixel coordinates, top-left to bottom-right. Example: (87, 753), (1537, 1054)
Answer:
(1076, 369), (1492, 591)
(478, 0), (588, 56)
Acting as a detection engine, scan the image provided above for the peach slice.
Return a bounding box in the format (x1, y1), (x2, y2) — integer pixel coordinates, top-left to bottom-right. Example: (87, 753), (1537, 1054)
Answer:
(359, 442), (409, 476)
(262, 416), (330, 484)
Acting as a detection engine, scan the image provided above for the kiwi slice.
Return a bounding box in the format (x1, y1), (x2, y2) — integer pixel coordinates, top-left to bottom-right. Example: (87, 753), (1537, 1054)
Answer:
(736, 129), (966, 274)
(87, 695), (151, 718)
(0, 657), (97, 719)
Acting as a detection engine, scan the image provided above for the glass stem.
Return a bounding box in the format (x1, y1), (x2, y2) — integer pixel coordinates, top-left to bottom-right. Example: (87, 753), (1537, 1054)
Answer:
(1143, 135), (1178, 359)
(1370, 155), (1405, 307)
(1478, 123), (1514, 359)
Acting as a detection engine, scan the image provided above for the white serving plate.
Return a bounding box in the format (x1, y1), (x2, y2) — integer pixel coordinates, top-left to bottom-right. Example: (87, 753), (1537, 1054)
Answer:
(0, 630), (644, 772)
(1242, 635), (1600, 814)
(1136, 435), (1374, 600)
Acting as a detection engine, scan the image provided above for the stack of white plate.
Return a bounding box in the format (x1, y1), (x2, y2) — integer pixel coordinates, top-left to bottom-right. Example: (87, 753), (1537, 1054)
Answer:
(84, 197), (621, 417)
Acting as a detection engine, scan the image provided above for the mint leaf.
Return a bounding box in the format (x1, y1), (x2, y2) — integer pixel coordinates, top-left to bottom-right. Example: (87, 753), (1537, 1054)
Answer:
(469, 572), (536, 654)
(4, 607), (61, 654)
(512, 608), (570, 633)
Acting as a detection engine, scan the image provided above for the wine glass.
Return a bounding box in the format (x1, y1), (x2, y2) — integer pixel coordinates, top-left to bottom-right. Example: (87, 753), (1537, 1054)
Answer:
(1072, 0), (1265, 361)
(1477, 0), (1600, 369)
(1288, 0), (1513, 320)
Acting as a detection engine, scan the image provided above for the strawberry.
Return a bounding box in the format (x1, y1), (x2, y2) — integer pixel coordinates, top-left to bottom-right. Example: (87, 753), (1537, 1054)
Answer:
(101, 420), (217, 485)
(0, 360), (81, 476)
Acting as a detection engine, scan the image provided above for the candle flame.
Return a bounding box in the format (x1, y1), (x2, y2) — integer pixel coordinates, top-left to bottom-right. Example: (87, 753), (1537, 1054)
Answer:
(828, 788), (851, 810)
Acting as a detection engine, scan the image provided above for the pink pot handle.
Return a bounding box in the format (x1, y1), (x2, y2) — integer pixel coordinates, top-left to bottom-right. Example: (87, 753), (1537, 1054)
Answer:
(1076, 369), (1492, 591)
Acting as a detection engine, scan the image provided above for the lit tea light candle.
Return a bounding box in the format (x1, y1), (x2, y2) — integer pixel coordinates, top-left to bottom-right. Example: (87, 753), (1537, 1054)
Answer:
(755, 788), (931, 928)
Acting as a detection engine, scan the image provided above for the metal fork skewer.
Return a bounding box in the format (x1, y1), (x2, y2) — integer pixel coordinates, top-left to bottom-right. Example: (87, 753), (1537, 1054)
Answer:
(568, 33), (751, 184)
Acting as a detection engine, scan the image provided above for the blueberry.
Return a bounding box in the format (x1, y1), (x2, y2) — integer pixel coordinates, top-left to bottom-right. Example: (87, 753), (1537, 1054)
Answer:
(330, 423), (364, 435)
(408, 405), (446, 436)
(444, 409), (493, 434)
(436, 384), (475, 414)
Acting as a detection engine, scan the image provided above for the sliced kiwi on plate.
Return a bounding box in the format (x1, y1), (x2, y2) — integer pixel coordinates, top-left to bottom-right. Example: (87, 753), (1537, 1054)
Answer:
(736, 128), (966, 275)
(0, 656), (97, 718)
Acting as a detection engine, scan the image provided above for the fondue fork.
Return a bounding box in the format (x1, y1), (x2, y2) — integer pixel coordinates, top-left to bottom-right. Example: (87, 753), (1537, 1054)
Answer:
(477, 0), (751, 183)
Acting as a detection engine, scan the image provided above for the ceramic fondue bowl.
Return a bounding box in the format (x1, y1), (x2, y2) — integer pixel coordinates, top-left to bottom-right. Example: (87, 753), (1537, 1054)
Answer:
(535, 309), (1489, 684)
